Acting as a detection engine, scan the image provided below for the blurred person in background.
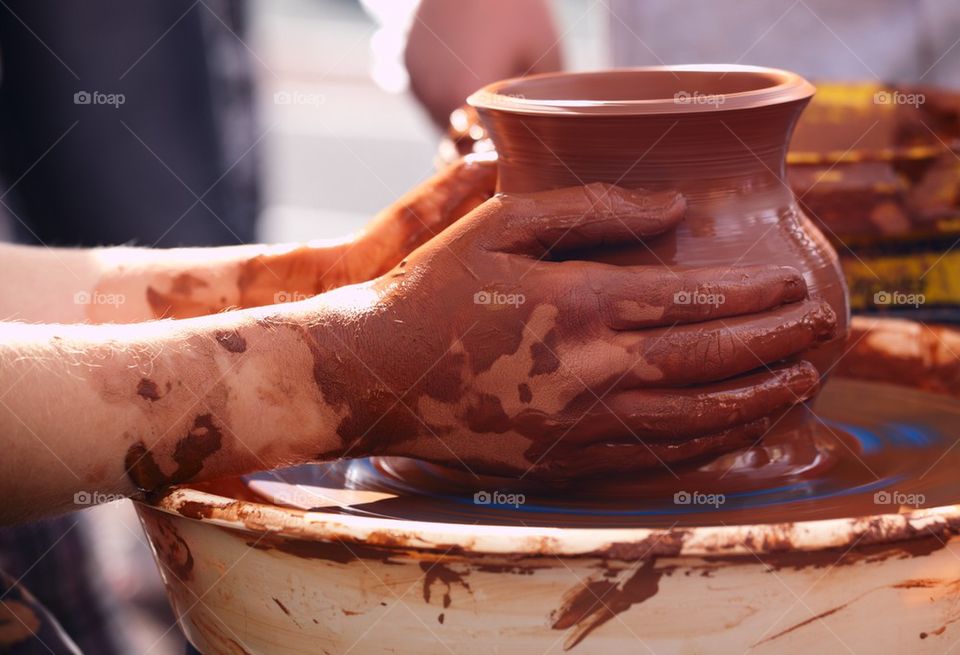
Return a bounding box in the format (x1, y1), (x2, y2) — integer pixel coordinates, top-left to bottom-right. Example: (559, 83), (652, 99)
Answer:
(0, 1), (258, 653)
(405, 0), (960, 129)
(404, 0), (563, 127)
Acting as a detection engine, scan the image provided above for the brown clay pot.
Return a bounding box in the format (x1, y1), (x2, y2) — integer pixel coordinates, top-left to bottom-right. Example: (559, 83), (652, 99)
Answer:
(468, 65), (850, 375)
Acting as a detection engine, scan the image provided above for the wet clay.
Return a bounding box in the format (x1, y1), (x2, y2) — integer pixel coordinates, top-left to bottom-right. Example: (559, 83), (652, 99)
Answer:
(468, 67), (850, 376)
(238, 375), (960, 529)
(289, 183), (835, 479)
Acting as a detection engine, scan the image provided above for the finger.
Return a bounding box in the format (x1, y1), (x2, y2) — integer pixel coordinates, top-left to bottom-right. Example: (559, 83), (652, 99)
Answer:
(375, 153), (498, 247)
(489, 182), (686, 256)
(535, 418), (770, 479)
(562, 362), (818, 445)
(415, 152), (499, 231)
(543, 262), (808, 329)
(610, 299), (837, 386)
(441, 152), (500, 220)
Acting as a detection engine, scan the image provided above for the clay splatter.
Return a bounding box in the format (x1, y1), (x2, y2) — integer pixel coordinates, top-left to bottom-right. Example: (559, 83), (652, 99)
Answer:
(215, 330), (247, 354)
(125, 413), (224, 491)
(137, 378), (163, 401)
(551, 559), (668, 649)
(420, 562), (471, 609)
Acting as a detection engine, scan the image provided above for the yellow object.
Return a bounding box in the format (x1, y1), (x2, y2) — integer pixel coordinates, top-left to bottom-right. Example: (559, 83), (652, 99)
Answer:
(843, 250), (960, 309)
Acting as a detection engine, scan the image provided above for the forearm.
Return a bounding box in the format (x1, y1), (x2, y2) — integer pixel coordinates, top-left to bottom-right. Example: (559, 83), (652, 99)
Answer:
(0, 301), (346, 523)
(0, 158), (495, 324)
(0, 240), (364, 324)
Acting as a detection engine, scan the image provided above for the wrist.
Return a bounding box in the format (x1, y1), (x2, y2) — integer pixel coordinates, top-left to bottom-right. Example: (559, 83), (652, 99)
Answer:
(91, 248), (252, 321)
(192, 309), (340, 471)
(88, 310), (336, 492)
(276, 281), (402, 458)
(237, 238), (377, 309)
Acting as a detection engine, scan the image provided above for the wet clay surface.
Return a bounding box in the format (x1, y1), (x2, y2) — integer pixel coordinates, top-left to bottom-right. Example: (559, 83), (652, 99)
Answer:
(239, 378), (960, 529)
(290, 182), (836, 480)
(469, 68), (850, 377)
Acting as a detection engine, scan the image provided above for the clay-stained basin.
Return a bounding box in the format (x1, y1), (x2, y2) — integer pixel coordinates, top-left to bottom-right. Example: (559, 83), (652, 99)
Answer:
(136, 317), (960, 654)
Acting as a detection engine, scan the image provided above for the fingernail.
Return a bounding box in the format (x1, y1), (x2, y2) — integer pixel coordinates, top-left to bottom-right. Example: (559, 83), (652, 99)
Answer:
(805, 301), (838, 341)
(779, 267), (807, 301)
(622, 188), (686, 213)
(740, 416), (772, 441)
(782, 361), (821, 399)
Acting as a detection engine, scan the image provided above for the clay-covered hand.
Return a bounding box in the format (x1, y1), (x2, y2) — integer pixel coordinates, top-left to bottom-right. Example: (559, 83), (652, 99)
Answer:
(311, 183), (837, 479)
(236, 154), (498, 308)
(351, 153), (498, 279)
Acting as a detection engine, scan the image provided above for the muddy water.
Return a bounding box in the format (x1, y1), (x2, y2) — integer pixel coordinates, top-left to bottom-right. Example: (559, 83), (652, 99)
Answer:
(240, 378), (960, 529)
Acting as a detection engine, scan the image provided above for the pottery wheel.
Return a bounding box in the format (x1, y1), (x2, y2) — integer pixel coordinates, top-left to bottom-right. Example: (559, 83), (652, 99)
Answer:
(243, 378), (960, 528)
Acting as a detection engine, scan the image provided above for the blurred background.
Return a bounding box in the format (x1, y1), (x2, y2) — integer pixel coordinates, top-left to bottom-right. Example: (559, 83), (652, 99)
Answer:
(254, 0), (604, 243)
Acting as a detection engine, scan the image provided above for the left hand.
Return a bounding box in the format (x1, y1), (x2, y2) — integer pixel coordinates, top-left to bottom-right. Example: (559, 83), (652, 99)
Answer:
(236, 153), (498, 308)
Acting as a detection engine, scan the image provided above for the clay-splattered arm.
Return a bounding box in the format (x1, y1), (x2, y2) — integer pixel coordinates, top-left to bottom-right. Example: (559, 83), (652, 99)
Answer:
(0, 155), (496, 324)
(0, 303), (344, 524)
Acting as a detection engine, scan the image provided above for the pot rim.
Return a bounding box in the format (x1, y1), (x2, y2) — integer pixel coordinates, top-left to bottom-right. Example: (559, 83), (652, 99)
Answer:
(140, 487), (960, 561)
(467, 64), (816, 117)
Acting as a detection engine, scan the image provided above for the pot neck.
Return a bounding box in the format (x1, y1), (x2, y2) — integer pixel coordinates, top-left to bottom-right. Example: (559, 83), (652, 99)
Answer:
(480, 99), (809, 216)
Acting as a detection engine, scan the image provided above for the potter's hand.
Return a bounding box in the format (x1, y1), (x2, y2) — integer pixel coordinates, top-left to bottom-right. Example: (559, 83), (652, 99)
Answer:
(311, 183), (838, 479)
(0, 183), (837, 523)
(69, 154), (497, 322)
(350, 153), (498, 282)
(235, 154), (498, 309)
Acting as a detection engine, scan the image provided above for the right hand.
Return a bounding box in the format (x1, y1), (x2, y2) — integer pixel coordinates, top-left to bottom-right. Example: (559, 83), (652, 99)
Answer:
(310, 183), (837, 480)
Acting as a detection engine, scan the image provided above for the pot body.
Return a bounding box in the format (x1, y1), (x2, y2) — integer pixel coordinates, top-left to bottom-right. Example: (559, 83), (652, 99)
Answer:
(137, 503), (960, 654)
(471, 68), (850, 374)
